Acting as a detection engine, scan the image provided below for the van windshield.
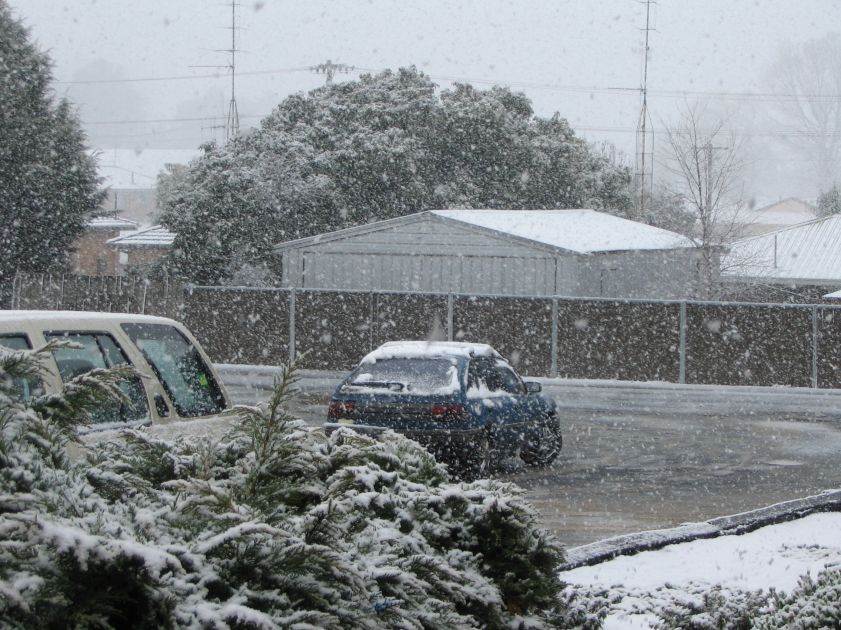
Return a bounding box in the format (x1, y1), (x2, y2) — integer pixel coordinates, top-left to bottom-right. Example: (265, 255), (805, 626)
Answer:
(121, 323), (226, 417)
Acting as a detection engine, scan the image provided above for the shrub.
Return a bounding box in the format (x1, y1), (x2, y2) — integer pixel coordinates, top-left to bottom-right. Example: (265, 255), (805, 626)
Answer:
(0, 347), (571, 628)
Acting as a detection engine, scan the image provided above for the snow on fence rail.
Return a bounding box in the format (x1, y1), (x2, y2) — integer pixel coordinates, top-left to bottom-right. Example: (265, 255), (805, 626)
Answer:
(7, 273), (841, 389)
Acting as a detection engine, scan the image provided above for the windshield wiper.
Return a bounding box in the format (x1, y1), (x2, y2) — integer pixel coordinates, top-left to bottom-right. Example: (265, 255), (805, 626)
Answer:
(348, 380), (405, 392)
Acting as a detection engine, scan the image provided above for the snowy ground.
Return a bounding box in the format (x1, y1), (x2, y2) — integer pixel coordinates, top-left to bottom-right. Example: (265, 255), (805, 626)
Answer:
(561, 512), (841, 629)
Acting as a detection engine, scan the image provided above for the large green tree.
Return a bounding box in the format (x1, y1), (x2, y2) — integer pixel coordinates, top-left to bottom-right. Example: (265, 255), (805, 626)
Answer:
(0, 2), (104, 287)
(160, 67), (633, 284)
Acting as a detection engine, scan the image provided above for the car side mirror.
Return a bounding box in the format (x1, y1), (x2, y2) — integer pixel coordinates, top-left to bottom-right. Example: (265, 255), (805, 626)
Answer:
(525, 381), (542, 394)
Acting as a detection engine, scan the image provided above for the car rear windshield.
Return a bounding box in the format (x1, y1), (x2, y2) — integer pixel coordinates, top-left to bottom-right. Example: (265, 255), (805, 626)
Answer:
(342, 358), (460, 395)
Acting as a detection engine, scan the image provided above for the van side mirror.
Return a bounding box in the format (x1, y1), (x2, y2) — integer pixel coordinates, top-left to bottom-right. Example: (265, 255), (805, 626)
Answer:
(525, 381), (542, 394)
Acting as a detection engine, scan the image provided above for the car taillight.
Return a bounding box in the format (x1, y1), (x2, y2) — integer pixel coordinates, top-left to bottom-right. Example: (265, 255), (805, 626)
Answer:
(328, 400), (355, 418)
(430, 403), (464, 420)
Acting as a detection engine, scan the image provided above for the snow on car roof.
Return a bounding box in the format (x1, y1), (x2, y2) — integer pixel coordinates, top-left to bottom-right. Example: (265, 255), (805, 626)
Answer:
(0, 310), (178, 326)
(360, 341), (502, 364)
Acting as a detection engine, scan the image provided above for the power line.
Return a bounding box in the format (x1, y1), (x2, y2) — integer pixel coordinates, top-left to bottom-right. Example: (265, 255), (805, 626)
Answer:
(53, 66), (312, 85)
(54, 65), (841, 104)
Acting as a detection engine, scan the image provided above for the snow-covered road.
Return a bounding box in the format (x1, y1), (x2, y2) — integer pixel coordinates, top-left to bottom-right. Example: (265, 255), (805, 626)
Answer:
(219, 365), (841, 547)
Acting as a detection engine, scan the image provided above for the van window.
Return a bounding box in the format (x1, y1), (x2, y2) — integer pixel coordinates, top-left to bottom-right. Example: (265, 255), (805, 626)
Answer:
(121, 323), (226, 417)
(0, 334), (31, 351)
(45, 332), (149, 425)
(0, 334), (43, 401)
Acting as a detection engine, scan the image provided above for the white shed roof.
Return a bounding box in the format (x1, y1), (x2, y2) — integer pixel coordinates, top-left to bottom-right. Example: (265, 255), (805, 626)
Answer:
(433, 209), (694, 253)
(273, 209), (694, 255)
(723, 215), (841, 283)
(107, 225), (175, 248)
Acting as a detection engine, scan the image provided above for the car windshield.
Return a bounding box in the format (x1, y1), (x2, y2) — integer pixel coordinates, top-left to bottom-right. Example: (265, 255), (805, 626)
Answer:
(343, 358), (460, 395)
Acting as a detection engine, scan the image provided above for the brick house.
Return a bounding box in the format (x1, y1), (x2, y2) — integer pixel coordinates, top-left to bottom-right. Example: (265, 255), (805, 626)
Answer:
(70, 216), (139, 275)
(106, 225), (175, 276)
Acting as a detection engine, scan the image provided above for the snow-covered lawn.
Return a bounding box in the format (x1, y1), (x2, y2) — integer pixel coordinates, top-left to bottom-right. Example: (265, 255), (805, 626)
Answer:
(561, 512), (841, 629)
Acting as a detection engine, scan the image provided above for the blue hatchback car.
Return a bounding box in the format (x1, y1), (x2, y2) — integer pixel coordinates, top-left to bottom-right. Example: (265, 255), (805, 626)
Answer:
(325, 341), (562, 477)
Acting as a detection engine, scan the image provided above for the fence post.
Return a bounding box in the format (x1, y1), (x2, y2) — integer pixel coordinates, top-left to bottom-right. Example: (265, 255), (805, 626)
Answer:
(550, 298), (559, 377)
(11, 272), (20, 309)
(679, 301), (687, 384)
(812, 305), (819, 389)
(289, 288), (297, 361)
(447, 293), (454, 342)
(140, 279), (148, 314)
(369, 292), (375, 351)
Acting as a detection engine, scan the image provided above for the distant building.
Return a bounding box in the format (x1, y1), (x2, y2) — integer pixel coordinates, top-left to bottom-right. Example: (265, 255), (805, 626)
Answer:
(735, 198), (817, 238)
(107, 225), (175, 276)
(70, 216), (138, 275)
(273, 209), (709, 300)
(722, 214), (841, 303)
(93, 149), (199, 226)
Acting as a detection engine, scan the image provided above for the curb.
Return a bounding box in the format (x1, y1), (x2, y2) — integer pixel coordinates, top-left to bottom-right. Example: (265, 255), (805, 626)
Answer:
(560, 489), (841, 571)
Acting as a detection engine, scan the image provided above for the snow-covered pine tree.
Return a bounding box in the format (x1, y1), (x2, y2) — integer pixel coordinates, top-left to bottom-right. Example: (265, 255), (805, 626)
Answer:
(1, 347), (574, 628)
(817, 184), (841, 218)
(0, 2), (105, 291)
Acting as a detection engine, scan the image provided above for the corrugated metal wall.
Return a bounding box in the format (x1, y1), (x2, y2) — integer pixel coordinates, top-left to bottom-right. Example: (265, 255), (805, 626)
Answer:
(280, 216), (700, 299)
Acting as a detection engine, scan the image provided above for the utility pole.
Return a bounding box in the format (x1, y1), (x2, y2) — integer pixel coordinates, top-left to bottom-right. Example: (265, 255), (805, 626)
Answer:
(225, 0), (240, 141)
(311, 60), (354, 86)
(635, 0), (655, 216)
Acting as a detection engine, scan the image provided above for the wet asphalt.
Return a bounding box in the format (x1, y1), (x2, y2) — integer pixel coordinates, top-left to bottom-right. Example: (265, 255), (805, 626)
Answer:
(221, 368), (841, 548)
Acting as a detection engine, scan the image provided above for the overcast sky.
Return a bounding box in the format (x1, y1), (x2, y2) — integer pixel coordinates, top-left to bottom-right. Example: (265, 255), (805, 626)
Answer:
(9, 0), (841, 197)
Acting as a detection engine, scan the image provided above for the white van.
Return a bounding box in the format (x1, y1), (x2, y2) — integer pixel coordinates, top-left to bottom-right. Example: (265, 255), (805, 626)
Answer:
(0, 311), (231, 437)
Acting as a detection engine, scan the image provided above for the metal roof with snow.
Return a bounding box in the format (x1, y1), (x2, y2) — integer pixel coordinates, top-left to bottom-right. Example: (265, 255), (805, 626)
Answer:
(432, 209), (694, 253)
(106, 225), (175, 249)
(274, 209), (694, 255)
(86, 216), (139, 231)
(723, 214), (841, 283)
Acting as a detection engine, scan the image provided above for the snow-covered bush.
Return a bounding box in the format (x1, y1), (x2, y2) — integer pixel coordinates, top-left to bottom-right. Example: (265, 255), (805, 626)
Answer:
(652, 568), (841, 630)
(753, 568), (841, 629)
(0, 347), (573, 628)
(652, 585), (768, 630)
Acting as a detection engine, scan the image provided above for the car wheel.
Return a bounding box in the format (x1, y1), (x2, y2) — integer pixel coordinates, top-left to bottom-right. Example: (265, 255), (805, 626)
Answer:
(520, 414), (562, 467)
(457, 432), (492, 481)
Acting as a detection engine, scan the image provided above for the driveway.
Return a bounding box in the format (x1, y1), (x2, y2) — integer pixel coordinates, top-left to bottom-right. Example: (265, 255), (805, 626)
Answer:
(219, 366), (841, 547)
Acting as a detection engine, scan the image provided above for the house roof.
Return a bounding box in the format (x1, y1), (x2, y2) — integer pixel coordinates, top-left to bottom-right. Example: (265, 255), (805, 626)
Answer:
(273, 209), (694, 255)
(86, 216), (139, 231)
(823, 288), (841, 299)
(107, 225), (175, 249)
(750, 197), (816, 222)
(723, 214), (841, 283)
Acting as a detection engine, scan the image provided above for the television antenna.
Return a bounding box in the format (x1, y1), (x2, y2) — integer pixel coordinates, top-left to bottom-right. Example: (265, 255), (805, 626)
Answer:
(635, 0), (655, 214)
(191, 0), (240, 141)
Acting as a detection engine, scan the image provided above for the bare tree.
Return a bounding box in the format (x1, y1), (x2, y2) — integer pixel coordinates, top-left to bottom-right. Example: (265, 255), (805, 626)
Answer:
(662, 102), (747, 299)
(763, 34), (841, 194)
